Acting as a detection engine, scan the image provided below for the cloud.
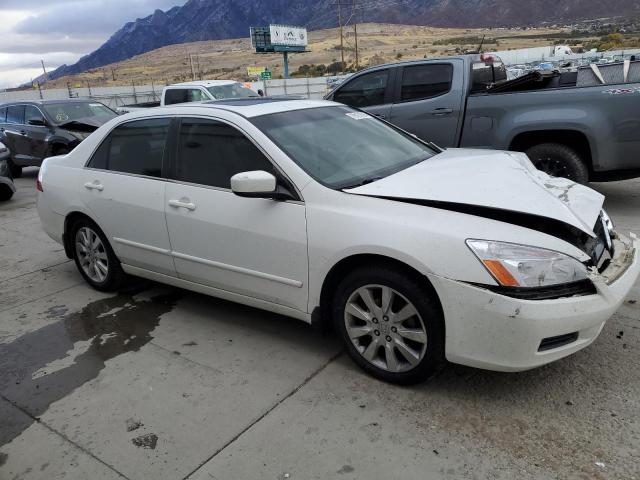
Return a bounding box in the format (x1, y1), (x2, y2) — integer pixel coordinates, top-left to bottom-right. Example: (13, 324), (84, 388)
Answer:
(0, 0), (187, 88)
(13, 0), (186, 36)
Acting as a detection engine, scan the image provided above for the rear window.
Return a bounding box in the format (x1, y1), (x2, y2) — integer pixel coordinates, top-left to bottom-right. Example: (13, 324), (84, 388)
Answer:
(471, 57), (508, 92)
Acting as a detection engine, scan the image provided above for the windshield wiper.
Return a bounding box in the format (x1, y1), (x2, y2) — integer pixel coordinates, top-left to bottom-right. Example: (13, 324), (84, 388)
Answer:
(341, 176), (385, 190)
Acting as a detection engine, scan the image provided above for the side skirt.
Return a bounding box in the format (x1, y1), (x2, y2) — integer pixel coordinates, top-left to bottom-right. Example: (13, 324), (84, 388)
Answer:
(121, 264), (312, 324)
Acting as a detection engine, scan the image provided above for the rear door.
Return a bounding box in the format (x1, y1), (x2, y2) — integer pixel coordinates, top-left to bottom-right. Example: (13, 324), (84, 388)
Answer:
(23, 105), (50, 161)
(82, 117), (176, 276)
(330, 68), (395, 120)
(164, 117), (308, 311)
(388, 60), (465, 147)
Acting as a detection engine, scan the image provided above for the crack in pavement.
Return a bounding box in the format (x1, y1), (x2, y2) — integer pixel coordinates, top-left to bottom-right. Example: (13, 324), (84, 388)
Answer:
(0, 393), (131, 480)
(182, 349), (344, 480)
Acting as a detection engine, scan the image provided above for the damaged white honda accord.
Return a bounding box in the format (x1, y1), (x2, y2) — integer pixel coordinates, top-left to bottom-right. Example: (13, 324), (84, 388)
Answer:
(37, 99), (639, 384)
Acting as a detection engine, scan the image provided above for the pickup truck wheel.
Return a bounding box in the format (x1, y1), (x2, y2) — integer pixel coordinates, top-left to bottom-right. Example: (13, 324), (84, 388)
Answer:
(332, 265), (445, 385)
(526, 143), (589, 184)
(8, 159), (22, 178)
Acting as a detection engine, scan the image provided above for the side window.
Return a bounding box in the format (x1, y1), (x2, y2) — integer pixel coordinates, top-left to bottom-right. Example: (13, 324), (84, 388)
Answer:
(176, 118), (274, 189)
(333, 70), (389, 108)
(187, 89), (207, 102)
(0, 107), (7, 122)
(87, 118), (170, 177)
(25, 106), (45, 125)
(400, 64), (453, 102)
(7, 105), (25, 125)
(164, 89), (188, 105)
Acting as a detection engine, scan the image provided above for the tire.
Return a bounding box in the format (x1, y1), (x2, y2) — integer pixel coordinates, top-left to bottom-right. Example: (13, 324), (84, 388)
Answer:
(525, 143), (589, 184)
(332, 265), (445, 385)
(8, 159), (22, 178)
(0, 185), (13, 201)
(70, 218), (126, 292)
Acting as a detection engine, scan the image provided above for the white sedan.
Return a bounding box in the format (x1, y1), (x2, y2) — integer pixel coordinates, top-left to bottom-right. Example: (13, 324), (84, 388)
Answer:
(37, 99), (640, 384)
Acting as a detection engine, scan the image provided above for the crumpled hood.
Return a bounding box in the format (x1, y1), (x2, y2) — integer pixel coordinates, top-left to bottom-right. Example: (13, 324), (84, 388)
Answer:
(345, 148), (604, 236)
(58, 115), (113, 132)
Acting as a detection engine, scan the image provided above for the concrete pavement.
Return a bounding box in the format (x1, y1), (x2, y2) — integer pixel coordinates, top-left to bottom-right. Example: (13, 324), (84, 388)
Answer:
(1, 168), (639, 480)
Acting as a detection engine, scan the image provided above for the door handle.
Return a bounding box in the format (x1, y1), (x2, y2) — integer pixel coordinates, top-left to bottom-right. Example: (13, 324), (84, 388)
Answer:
(430, 108), (453, 116)
(168, 199), (196, 211)
(84, 181), (104, 191)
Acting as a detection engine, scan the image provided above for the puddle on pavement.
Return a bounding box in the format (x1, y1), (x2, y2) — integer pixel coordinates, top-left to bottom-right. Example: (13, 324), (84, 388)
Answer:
(0, 287), (182, 448)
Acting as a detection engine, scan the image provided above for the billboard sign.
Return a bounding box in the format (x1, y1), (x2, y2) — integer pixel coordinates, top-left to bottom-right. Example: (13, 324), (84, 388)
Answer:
(269, 25), (308, 47)
(247, 66), (266, 77)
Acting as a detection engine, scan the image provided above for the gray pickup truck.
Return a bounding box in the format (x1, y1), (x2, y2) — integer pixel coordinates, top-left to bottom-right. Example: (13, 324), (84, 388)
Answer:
(325, 54), (640, 183)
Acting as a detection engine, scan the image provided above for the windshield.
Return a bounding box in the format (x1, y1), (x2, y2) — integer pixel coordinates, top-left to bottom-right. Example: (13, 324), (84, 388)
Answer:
(43, 102), (117, 125)
(251, 106), (436, 189)
(207, 83), (259, 100)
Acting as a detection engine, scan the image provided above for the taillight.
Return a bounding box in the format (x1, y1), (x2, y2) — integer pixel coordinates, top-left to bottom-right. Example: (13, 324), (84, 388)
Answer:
(37, 165), (44, 192)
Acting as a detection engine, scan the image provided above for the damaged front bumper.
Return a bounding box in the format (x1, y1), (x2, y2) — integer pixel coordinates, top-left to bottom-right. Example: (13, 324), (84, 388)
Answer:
(428, 232), (640, 372)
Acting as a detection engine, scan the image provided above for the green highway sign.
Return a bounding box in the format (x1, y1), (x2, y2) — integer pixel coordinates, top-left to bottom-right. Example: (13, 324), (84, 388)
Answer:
(260, 71), (272, 80)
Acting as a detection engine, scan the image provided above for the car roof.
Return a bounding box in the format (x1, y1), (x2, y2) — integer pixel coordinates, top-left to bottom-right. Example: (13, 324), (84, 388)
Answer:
(132, 98), (339, 119)
(168, 80), (238, 88)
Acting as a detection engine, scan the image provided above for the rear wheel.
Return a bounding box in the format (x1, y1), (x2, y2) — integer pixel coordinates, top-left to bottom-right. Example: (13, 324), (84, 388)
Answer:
(70, 218), (126, 291)
(332, 265), (445, 384)
(526, 143), (589, 184)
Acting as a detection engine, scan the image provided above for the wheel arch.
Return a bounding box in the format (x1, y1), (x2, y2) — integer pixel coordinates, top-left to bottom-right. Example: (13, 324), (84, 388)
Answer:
(62, 210), (99, 259)
(312, 253), (443, 332)
(508, 129), (594, 173)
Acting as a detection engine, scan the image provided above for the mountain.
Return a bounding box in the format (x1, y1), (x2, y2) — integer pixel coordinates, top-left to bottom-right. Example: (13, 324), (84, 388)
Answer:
(47, 0), (640, 80)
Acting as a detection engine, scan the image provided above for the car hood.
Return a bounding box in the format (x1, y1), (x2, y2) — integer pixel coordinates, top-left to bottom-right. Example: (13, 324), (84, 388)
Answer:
(345, 148), (604, 236)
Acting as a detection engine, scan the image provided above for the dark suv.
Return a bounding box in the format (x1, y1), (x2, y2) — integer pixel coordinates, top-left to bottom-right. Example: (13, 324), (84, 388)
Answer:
(0, 99), (117, 177)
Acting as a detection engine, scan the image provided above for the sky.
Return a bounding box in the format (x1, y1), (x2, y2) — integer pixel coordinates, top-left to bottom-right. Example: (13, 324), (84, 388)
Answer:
(0, 0), (188, 89)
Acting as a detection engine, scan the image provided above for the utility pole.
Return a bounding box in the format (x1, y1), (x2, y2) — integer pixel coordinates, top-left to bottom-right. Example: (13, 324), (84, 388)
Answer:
(40, 60), (48, 82)
(353, 0), (359, 70)
(189, 54), (196, 81)
(336, 1), (345, 73)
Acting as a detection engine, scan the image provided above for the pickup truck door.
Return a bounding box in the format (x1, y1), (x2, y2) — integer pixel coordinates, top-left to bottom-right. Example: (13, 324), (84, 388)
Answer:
(329, 68), (395, 120)
(388, 59), (465, 148)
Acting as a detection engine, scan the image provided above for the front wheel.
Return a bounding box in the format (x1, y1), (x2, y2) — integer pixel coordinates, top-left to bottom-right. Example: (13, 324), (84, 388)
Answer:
(526, 143), (589, 184)
(332, 265), (445, 384)
(70, 218), (126, 291)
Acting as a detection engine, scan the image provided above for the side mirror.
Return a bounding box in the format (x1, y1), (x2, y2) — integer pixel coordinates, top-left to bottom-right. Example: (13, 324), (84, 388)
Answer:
(257, 89), (264, 97)
(231, 170), (277, 198)
(28, 118), (47, 127)
(231, 170), (296, 201)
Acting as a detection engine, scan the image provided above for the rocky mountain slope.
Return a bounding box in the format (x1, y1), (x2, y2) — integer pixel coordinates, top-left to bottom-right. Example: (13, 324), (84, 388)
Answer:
(47, 0), (640, 80)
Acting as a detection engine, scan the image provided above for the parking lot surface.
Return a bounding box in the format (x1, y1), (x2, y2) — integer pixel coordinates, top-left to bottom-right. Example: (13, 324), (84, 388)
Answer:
(1, 168), (639, 480)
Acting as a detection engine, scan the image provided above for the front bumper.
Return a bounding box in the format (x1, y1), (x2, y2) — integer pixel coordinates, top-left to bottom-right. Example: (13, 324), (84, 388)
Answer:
(429, 233), (640, 372)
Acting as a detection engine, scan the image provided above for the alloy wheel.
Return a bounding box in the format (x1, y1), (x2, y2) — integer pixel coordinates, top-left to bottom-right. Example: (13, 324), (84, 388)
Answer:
(344, 284), (428, 373)
(75, 227), (109, 283)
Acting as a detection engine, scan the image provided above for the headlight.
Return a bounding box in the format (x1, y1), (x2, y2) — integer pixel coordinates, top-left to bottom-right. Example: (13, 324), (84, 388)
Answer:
(466, 239), (588, 288)
(601, 209), (614, 235)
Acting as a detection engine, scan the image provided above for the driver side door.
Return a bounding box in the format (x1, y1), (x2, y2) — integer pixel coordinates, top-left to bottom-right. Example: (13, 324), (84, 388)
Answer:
(164, 117), (309, 312)
(330, 68), (394, 120)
